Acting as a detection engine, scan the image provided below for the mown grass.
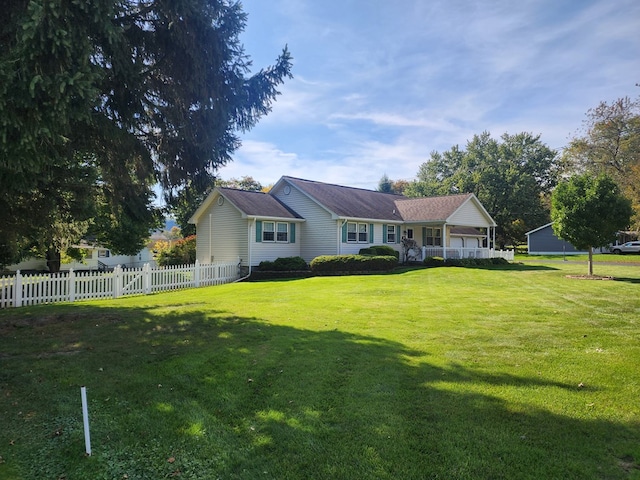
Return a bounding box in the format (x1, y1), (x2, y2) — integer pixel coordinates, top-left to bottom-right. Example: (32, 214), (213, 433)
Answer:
(517, 253), (640, 264)
(0, 262), (639, 479)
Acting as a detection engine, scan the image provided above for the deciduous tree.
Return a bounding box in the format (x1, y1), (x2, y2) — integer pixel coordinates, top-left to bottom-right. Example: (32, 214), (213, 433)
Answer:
(551, 173), (632, 276)
(406, 132), (561, 247)
(563, 96), (640, 228)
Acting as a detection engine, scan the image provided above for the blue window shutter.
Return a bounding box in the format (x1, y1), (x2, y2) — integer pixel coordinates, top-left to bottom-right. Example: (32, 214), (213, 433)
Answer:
(256, 221), (262, 242)
(382, 224), (387, 243)
(369, 224), (374, 243)
(341, 223), (347, 243)
(290, 223), (296, 243)
(396, 226), (401, 243)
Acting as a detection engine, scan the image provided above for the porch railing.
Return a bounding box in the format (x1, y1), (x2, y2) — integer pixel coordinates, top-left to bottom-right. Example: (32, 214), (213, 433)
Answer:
(420, 247), (514, 261)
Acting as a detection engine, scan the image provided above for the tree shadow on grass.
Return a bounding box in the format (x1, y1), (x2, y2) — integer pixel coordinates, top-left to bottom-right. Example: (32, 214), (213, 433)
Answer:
(611, 277), (640, 284)
(0, 304), (638, 480)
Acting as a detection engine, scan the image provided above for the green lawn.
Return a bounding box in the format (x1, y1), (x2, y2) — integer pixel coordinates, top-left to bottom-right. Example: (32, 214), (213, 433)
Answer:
(1, 262), (639, 479)
(517, 252), (640, 264)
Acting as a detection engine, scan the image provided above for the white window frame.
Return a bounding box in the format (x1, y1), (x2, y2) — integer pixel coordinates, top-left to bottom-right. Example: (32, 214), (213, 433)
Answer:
(347, 222), (369, 243)
(276, 222), (289, 242)
(425, 227), (442, 246)
(386, 225), (396, 243)
(263, 222), (275, 242)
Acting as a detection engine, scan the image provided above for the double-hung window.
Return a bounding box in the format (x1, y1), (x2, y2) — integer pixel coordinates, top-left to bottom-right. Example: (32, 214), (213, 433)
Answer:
(347, 222), (368, 243)
(358, 223), (368, 242)
(386, 225), (396, 243)
(262, 222), (275, 242)
(277, 222), (288, 242)
(425, 228), (442, 246)
(263, 222), (288, 242)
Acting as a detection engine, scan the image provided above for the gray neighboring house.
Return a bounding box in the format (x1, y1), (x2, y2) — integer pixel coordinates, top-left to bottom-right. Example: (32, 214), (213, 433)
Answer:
(189, 176), (503, 272)
(525, 223), (609, 255)
(526, 223), (586, 255)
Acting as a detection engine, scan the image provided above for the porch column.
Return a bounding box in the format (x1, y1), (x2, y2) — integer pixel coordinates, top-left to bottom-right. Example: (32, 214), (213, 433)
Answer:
(442, 224), (447, 260)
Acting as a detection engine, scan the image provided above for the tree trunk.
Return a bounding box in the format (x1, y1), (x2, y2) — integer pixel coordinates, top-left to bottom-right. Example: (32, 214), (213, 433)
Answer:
(587, 246), (593, 276)
(46, 248), (61, 274)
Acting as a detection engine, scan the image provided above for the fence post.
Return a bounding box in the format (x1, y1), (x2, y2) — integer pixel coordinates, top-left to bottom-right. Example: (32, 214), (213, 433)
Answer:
(194, 260), (201, 288)
(14, 270), (22, 308)
(143, 263), (151, 295)
(113, 265), (122, 298)
(69, 269), (76, 303)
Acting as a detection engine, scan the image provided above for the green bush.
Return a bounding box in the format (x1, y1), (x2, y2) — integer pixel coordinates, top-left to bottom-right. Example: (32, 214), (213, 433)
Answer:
(359, 245), (399, 260)
(259, 256), (309, 271)
(423, 256), (445, 267)
(423, 256), (510, 267)
(310, 254), (397, 274)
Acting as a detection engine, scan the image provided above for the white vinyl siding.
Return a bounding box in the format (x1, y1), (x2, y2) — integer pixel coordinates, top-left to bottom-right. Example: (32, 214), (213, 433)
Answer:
(449, 199), (493, 227)
(195, 195), (248, 265)
(272, 183), (337, 262)
(251, 226), (300, 264)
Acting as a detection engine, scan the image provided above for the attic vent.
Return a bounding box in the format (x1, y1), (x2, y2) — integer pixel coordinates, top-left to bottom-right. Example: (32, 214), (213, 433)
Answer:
(217, 197), (224, 206)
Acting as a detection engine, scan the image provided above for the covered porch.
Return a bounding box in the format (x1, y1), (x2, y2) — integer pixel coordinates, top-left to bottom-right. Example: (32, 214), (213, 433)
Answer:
(402, 224), (513, 262)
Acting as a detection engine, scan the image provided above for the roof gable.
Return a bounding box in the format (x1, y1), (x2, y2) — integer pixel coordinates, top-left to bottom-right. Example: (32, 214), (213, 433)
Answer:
(220, 188), (302, 219)
(525, 222), (553, 236)
(394, 194), (473, 222)
(189, 187), (302, 224)
(278, 176), (405, 221)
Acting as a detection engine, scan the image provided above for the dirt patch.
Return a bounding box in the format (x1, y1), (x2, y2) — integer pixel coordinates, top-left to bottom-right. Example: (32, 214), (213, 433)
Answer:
(565, 275), (614, 280)
(618, 455), (640, 473)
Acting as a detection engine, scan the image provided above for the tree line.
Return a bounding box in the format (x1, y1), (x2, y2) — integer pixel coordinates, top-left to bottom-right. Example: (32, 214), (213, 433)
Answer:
(379, 95), (640, 251)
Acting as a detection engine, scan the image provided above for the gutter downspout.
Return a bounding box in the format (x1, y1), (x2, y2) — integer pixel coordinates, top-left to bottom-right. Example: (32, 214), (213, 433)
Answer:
(208, 214), (212, 262)
(235, 218), (255, 283)
(338, 219), (347, 255)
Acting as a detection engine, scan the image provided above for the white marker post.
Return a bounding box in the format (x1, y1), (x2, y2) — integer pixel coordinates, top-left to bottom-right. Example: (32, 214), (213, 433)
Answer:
(81, 386), (92, 456)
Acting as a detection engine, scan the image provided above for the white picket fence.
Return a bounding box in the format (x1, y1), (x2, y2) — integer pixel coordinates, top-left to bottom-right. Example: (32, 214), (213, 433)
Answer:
(0, 260), (241, 308)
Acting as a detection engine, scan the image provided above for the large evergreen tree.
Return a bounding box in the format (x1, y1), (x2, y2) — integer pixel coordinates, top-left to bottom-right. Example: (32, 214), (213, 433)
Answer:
(0, 0), (292, 270)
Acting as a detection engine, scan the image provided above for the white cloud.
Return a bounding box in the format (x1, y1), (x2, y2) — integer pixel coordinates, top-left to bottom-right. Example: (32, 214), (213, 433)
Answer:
(233, 0), (640, 191)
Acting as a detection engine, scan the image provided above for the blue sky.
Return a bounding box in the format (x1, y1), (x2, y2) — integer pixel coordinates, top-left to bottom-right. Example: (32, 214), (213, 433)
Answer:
(217, 0), (640, 190)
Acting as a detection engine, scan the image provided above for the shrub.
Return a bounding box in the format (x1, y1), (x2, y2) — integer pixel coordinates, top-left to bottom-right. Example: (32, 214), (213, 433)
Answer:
(423, 256), (445, 267)
(310, 254), (397, 274)
(259, 256), (309, 271)
(156, 235), (196, 266)
(423, 256), (510, 268)
(359, 245), (399, 260)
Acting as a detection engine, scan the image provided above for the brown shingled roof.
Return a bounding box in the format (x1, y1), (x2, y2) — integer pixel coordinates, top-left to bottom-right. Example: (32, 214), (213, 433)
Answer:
(220, 188), (302, 219)
(394, 194), (473, 222)
(282, 176), (405, 220)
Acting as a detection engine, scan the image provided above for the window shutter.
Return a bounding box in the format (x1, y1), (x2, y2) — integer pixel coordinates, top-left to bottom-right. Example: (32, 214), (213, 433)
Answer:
(341, 223), (347, 243)
(256, 221), (262, 242)
(290, 223), (296, 243)
(396, 226), (401, 243)
(422, 227), (427, 246)
(369, 224), (374, 243)
(382, 224), (387, 243)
